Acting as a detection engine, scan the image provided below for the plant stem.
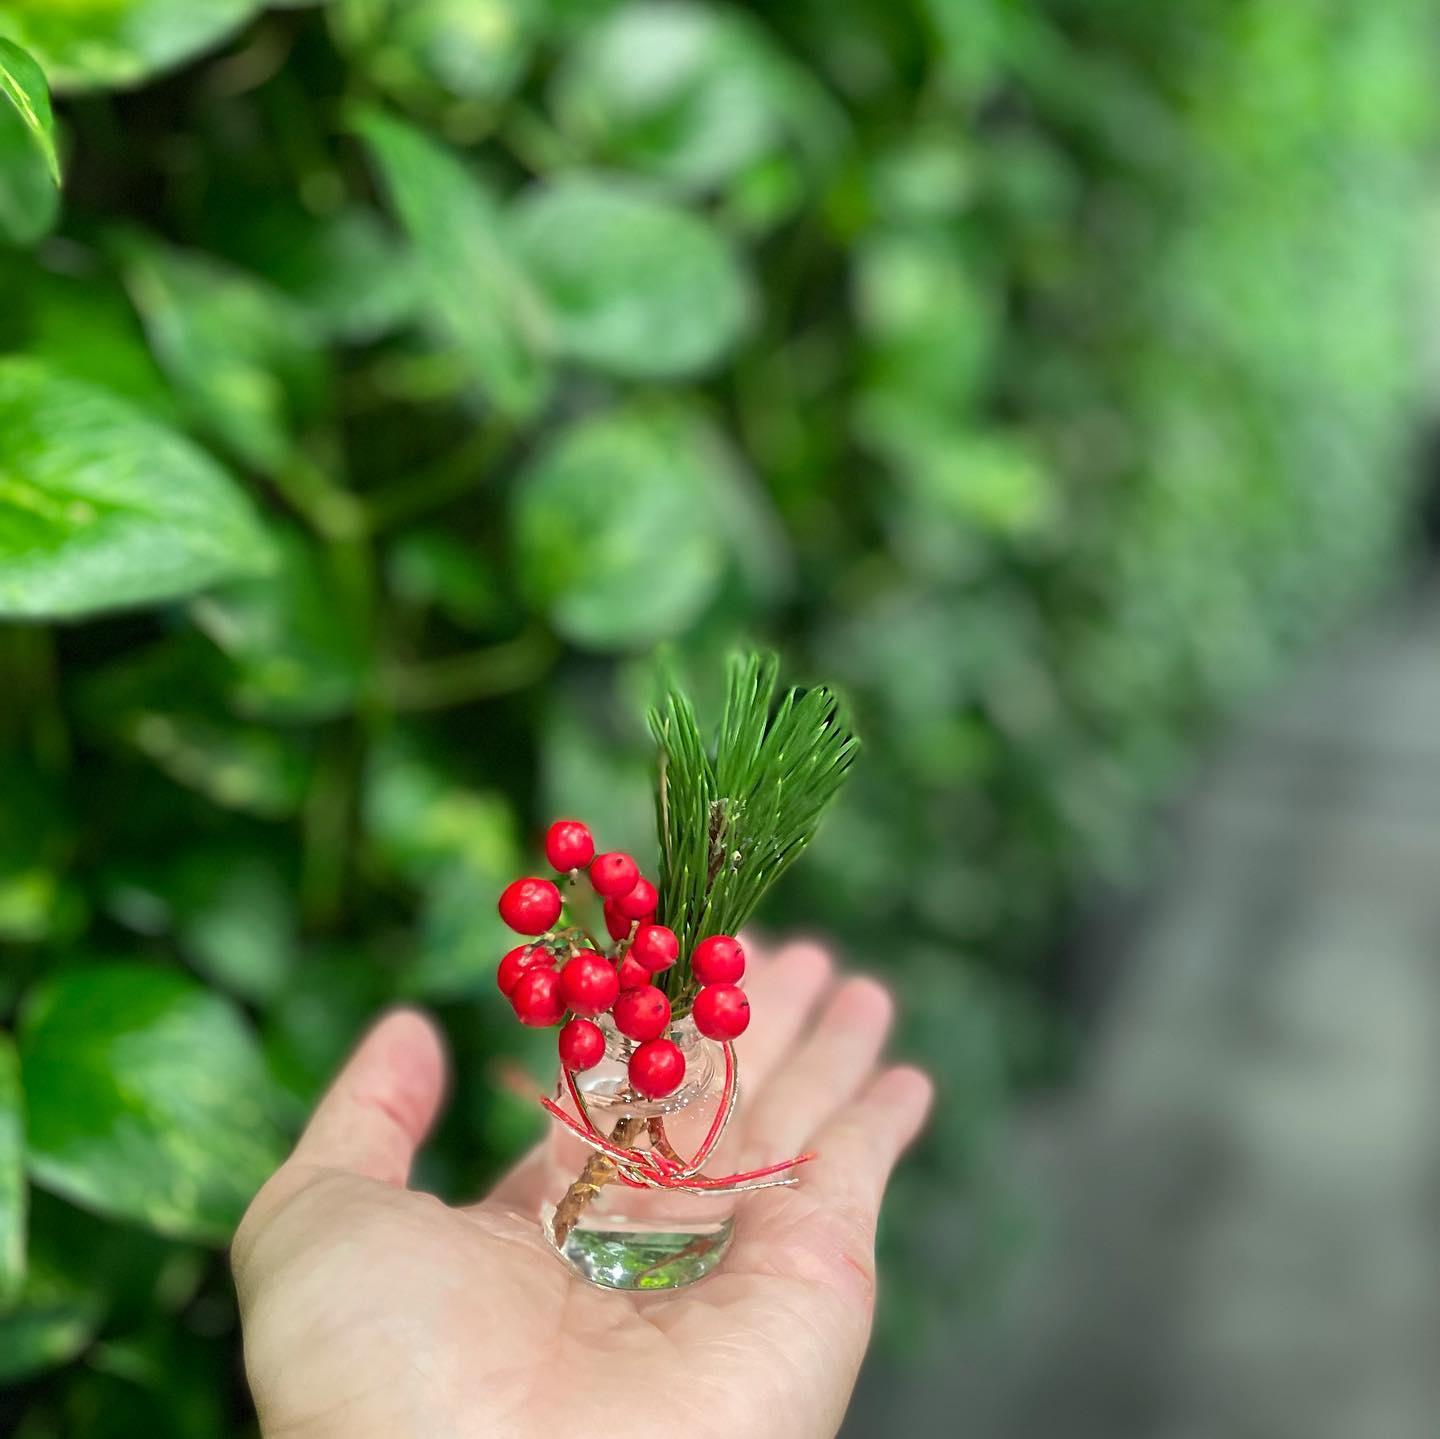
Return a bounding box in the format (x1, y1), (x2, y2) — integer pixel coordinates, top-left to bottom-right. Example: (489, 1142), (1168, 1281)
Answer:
(364, 425), (513, 531)
(550, 1115), (646, 1248)
(300, 723), (355, 929)
(381, 626), (558, 711)
(559, 875), (607, 953)
(272, 450), (366, 543)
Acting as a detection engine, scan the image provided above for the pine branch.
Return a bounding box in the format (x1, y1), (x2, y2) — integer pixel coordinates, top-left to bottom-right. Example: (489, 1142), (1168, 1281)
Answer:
(648, 651), (859, 1005)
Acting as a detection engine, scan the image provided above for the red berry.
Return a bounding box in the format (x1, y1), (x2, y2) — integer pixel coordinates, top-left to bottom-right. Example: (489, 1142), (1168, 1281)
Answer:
(511, 967), (566, 1026)
(630, 923), (679, 973)
(617, 953), (650, 989)
(691, 934), (745, 985)
(603, 898), (633, 942)
(545, 819), (594, 873)
(692, 983), (750, 1040)
(498, 877), (562, 935)
(612, 984), (670, 1042)
(559, 951), (620, 1018)
(497, 943), (551, 996)
(613, 876), (657, 922)
(629, 1038), (685, 1099)
(558, 1018), (606, 1071)
(590, 851), (639, 898)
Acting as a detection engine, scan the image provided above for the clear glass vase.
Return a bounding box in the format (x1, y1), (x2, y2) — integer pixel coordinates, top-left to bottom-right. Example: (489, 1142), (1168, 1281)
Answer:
(539, 1014), (737, 1291)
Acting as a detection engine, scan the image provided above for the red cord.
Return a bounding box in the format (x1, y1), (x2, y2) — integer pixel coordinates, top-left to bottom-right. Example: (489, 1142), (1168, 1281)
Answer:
(540, 1042), (815, 1193)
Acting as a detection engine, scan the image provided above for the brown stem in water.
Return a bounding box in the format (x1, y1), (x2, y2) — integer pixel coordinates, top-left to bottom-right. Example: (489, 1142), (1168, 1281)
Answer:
(550, 1115), (646, 1248)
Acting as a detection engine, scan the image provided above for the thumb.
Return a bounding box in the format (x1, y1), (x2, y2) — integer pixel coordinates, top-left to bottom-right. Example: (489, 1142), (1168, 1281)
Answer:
(231, 1007), (447, 1317)
(288, 1007), (448, 1186)
(289, 1008), (446, 1186)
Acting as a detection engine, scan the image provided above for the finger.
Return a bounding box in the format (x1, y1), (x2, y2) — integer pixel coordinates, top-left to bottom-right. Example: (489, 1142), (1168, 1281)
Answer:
(739, 978), (894, 1164)
(732, 939), (834, 1093)
(289, 1008), (447, 1187)
(804, 1064), (933, 1219)
(721, 1067), (931, 1335)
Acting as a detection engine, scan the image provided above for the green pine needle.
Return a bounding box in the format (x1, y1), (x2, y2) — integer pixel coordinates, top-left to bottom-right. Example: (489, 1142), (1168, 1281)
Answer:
(648, 652), (859, 1004)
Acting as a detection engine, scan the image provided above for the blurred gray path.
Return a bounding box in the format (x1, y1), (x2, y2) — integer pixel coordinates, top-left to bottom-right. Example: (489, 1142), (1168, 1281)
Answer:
(846, 585), (1440, 1439)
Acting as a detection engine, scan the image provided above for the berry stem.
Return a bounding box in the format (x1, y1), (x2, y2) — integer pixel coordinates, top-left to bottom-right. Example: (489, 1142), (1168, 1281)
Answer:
(558, 874), (606, 954)
(550, 1114), (645, 1248)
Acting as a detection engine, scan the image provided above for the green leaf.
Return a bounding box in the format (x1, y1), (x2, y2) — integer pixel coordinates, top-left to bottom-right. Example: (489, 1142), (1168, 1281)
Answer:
(31, 1189), (205, 1327)
(81, 1323), (226, 1439)
(511, 400), (737, 649)
(0, 865), (69, 944)
(385, 528), (505, 630)
(870, 131), (975, 224)
(0, 1275), (100, 1385)
(0, 756), (79, 945)
(263, 945), (378, 1108)
(213, 205), (418, 345)
(362, 730), (525, 999)
(121, 238), (328, 476)
(263, 945), (388, 1125)
(19, 964), (284, 1243)
(549, 2), (794, 194)
(335, 0), (539, 108)
(51, 1365), (205, 1439)
(0, 1), (260, 93)
(123, 709), (312, 819)
(539, 675), (655, 862)
(0, 358), (273, 619)
(76, 632), (314, 818)
(410, 860), (521, 999)
(0, 1033), (24, 1302)
(0, 40), (56, 184)
(364, 731), (520, 887)
(98, 841), (300, 1002)
(510, 174), (752, 379)
(854, 229), (997, 425)
(170, 849), (297, 1006)
(902, 430), (1057, 540)
(76, 630), (314, 818)
(0, 253), (180, 420)
(353, 105), (548, 418)
(191, 526), (367, 722)
(0, 1191), (201, 1386)
(0, 37), (60, 247)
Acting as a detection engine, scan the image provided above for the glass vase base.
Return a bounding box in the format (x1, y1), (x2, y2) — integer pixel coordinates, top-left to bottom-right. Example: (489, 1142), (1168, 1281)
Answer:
(542, 1208), (735, 1291)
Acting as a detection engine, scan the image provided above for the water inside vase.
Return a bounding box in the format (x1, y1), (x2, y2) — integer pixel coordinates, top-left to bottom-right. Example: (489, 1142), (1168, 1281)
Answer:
(539, 1016), (737, 1291)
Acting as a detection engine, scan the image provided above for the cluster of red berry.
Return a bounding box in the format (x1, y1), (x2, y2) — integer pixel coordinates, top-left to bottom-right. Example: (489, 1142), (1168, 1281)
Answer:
(495, 820), (751, 1099)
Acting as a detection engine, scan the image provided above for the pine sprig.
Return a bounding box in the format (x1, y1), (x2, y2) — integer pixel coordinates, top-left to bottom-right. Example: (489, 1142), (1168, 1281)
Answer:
(649, 652), (859, 1004)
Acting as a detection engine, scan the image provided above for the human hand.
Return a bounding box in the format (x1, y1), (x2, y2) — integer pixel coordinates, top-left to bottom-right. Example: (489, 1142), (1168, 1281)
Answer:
(232, 942), (933, 1439)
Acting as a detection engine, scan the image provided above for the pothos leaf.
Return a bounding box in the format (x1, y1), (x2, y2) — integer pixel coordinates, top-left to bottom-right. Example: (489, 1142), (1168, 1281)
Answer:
(19, 964), (285, 1243)
(0, 36), (60, 245)
(0, 359), (273, 619)
(509, 173), (753, 379)
(352, 105), (549, 418)
(510, 400), (737, 650)
(0, 1), (260, 94)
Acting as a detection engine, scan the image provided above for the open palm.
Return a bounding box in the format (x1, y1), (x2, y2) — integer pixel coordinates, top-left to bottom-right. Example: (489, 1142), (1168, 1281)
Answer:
(232, 941), (932, 1439)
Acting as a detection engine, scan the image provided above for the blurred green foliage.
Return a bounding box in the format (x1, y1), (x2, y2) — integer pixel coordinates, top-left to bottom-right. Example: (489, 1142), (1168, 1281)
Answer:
(0, 0), (1435, 1429)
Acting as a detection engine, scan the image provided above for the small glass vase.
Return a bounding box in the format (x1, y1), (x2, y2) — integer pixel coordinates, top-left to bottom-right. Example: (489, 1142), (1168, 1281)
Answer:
(539, 1014), (737, 1291)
